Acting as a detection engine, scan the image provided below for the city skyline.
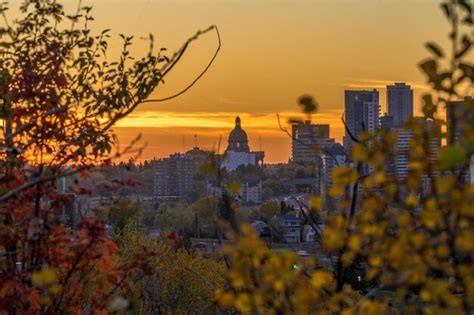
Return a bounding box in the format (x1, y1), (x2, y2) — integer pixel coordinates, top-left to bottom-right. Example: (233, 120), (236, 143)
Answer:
(115, 82), (426, 163)
(69, 0), (448, 163)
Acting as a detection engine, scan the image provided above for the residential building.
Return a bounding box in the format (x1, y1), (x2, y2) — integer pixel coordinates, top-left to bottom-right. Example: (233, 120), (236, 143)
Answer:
(153, 147), (206, 200)
(275, 213), (302, 244)
(393, 128), (412, 178)
(394, 119), (441, 179)
(316, 143), (349, 209)
(292, 121), (333, 162)
(242, 181), (263, 204)
(206, 180), (263, 205)
(387, 83), (414, 127)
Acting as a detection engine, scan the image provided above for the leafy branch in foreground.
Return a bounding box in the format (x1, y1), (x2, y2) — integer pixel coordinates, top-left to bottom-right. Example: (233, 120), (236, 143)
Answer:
(217, 1), (473, 314)
(0, 0), (220, 312)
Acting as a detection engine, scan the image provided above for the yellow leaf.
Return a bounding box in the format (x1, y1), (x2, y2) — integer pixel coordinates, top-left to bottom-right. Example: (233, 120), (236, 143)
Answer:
(228, 180), (242, 193)
(348, 235), (361, 251)
(311, 271), (333, 289)
(32, 267), (57, 287)
(309, 196), (322, 209)
(332, 167), (358, 186)
(322, 227), (344, 251)
(329, 185), (344, 198)
(352, 144), (369, 162)
(405, 193), (419, 207)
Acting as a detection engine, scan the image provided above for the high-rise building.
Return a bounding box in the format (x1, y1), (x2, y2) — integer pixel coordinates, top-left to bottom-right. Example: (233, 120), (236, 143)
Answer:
(387, 83), (413, 127)
(393, 119), (441, 179)
(292, 121), (333, 162)
(343, 90), (380, 153)
(446, 96), (473, 183)
(153, 147), (206, 200)
(313, 142), (350, 210)
(380, 113), (395, 130)
(446, 96), (473, 145)
(393, 128), (412, 178)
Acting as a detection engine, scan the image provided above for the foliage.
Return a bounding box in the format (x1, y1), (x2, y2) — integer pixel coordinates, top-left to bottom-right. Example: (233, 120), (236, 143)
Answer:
(108, 197), (143, 231)
(117, 224), (225, 314)
(217, 1), (474, 314)
(257, 200), (281, 220)
(0, 0), (217, 312)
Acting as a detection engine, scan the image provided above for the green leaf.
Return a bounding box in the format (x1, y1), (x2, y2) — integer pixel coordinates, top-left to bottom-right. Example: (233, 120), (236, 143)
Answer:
(459, 63), (474, 81)
(419, 59), (438, 79)
(228, 180), (242, 193)
(438, 145), (466, 169)
(297, 95), (318, 114)
(425, 42), (444, 58)
(422, 94), (437, 119)
(458, 0), (472, 15)
(455, 36), (471, 58)
(199, 163), (215, 174)
(440, 3), (451, 19)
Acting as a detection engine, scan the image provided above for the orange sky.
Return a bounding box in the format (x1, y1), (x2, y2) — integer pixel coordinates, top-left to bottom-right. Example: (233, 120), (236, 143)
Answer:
(70, 0), (448, 163)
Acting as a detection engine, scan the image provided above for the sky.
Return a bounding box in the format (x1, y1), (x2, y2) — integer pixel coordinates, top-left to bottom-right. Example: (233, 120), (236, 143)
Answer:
(64, 0), (447, 162)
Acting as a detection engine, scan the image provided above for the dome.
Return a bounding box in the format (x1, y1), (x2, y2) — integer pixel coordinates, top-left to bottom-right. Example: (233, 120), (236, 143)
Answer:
(227, 116), (250, 152)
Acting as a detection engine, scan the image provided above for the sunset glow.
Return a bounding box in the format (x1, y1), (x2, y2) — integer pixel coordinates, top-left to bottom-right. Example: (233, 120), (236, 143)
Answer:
(63, 0), (448, 162)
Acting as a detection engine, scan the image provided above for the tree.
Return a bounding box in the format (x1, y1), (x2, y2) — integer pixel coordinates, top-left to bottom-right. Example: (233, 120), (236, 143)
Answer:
(0, 0), (219, 312)
(154, 203), (173, 230)
(216, 1), (474, 314)
(109, 197), (142, 231)
(257, 200), (280, 221)
(117, 224), (225, 313)
(262, 187), (274, 201)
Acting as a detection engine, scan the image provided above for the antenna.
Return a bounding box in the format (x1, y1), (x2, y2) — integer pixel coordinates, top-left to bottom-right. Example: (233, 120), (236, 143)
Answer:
(259, 136), (262, 151)
(182, 135), (185, 152)
(194, 134), (198, 148)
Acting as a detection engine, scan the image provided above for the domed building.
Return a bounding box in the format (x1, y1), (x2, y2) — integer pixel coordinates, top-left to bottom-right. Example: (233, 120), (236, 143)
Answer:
(227, 117), (250, 152)
(222, 116), (264, 171)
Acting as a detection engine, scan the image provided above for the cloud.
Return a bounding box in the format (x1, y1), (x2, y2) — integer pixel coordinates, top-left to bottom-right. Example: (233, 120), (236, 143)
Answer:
(116, 110), (344, 133)
(343, 78), (430, 91)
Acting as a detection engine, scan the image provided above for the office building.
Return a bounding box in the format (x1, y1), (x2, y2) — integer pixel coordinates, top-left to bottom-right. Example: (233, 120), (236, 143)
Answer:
(380, 113), (395, 130)
(387, 83), (414, 127)
(343, 89), (380, 153)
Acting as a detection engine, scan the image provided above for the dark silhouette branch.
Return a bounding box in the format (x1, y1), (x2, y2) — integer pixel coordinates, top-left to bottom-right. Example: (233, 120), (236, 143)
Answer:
(140, 25), (221, 103)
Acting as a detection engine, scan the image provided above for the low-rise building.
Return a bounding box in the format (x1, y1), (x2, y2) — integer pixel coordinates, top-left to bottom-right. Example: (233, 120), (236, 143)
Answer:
(275, 213), (302, 243)
(207, 180), (263, 205)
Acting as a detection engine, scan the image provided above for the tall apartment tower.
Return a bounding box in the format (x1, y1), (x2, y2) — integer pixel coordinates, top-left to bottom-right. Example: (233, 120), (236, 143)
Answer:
(394, 119), (441, 179)
(387, 83), (413, 127)
(446, 96), (473, 183)
(343, 89), (380, 153)
(446, 96), (473, 145)
(292, 121), (332, 163)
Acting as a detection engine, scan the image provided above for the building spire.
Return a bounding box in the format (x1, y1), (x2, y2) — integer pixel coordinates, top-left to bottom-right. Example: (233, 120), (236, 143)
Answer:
(235, 116), (241, 127)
